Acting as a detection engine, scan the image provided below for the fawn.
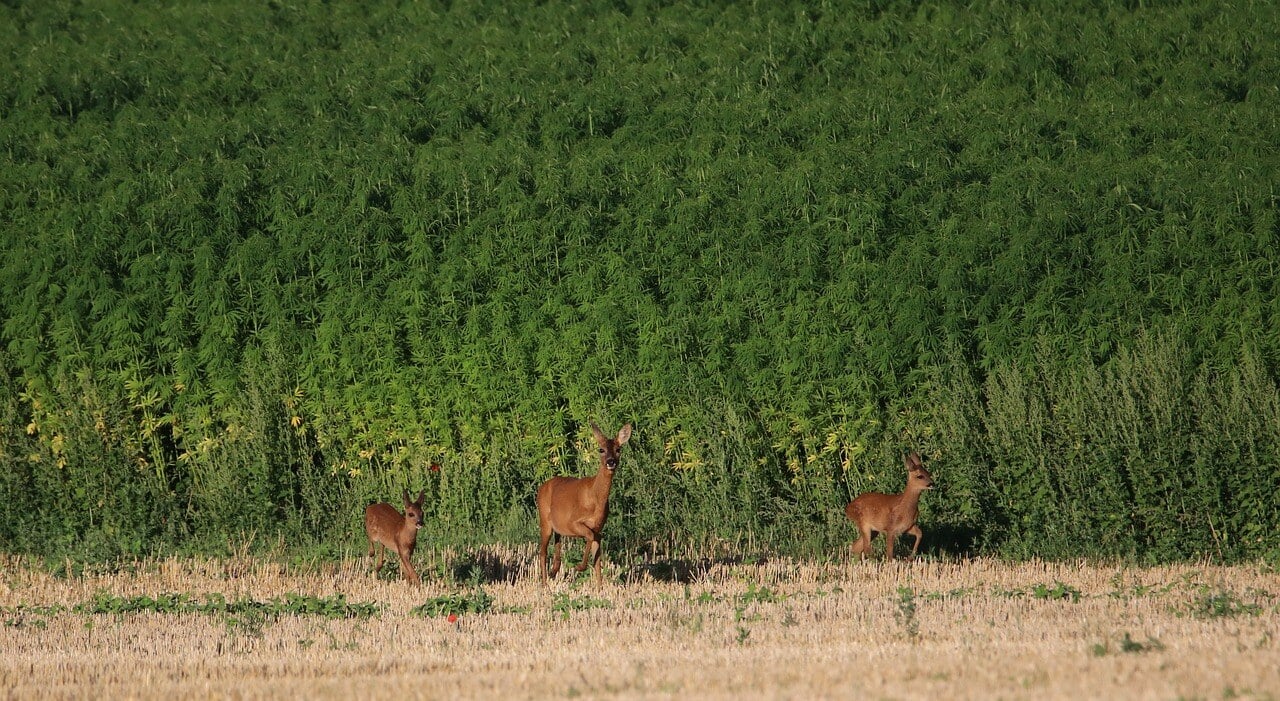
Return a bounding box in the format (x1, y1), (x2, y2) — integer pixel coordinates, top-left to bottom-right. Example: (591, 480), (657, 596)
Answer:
(364, 490), (425, 584)
(536, 421), (632, 583)
(845, 452), (934, 560)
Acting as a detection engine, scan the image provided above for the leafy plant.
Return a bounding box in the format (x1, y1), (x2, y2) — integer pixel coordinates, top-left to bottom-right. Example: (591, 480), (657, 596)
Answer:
(550, 592), (612, 620)
(1092, 632), (1164, 656)
(1188, 590), (1263, 619)
(410, 588), (495, 618)
(2, 0), (1279, 564)
(1032, 582), (1082, 603)
(72, 591), (379, 619)
(895, 587), (920, 641)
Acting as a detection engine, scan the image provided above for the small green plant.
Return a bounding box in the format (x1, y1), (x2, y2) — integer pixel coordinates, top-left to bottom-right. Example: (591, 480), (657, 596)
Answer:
(1107, 582), (1174, 599)
(732, 582), (782, 625)
(922, 587), (974, 601)
(550, 592), (612, 620)
(410, 588), (495, 618)
(1188, 589), (1263, 619)
(1032, 582), (1082, 602)
(1092, 632), (1164, 656)
(895, 587), (920, 641)
(991, 586), (1026, 599)
(737, 582), (781, 606)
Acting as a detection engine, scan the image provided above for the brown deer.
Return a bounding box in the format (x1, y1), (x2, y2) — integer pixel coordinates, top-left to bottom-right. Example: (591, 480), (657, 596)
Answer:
(536, 421), (632, 583)
(845, 452), (934, 560)
(364, 490), (425, 584)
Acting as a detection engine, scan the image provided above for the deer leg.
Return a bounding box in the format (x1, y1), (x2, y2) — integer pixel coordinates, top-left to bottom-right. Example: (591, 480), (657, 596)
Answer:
(575, 534), (596, 572)
(549, 535), (563, 577)
(851, 526), (874, 560)
(906, 525), (924, 560)
(538, 522), (553, 582)
(591, 536), (605, 583)
(884, 533), (898, 561)
(374, 543), (385, 572)
(398, 549), (420, 585)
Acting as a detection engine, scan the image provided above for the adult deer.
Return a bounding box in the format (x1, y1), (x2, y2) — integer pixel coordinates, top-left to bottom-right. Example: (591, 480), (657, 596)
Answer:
(364, 490), (425, 584)
(536, 421), (632, 583)
(845, 452), (934, 560)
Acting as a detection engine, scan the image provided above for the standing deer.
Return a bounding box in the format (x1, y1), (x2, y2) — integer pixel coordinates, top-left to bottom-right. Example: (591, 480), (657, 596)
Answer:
(536, 421), (632, 583)
(845, 452), (935, 560)
(364, 490), (425, 584)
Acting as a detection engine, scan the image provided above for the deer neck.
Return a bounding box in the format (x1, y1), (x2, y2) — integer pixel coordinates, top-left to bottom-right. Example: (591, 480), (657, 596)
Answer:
(400, 516), (419, 542)
(896, 485), (925, 513)
(591, 463), (615, 502)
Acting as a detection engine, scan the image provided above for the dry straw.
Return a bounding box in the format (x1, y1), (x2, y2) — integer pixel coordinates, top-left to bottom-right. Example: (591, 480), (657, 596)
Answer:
(2, 550), (1277, 700)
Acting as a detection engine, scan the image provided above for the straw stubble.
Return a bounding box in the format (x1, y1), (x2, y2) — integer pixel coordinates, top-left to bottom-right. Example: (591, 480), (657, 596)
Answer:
(2, 551), (1276, 699)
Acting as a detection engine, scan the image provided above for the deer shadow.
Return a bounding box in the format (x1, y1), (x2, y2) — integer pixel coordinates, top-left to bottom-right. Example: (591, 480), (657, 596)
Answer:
(629, 555), (763, 584)
(447, 546), (530, 585)
(919, 522), (984, 559)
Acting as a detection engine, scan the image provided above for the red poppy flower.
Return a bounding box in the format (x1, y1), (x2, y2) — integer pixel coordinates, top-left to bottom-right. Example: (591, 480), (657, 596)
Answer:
(447, 613), (458, 623)
(429, 463), (441, 473)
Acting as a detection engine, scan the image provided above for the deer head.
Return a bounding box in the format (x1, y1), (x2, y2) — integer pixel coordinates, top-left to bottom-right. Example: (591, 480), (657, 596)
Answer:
(402, 490), (425, 529)
(591, 421), (632, 471)
(904, 452), (934, 492)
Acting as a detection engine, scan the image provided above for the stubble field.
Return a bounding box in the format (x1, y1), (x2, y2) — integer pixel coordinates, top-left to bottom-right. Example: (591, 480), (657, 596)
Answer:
(2, 549), (1277, 700)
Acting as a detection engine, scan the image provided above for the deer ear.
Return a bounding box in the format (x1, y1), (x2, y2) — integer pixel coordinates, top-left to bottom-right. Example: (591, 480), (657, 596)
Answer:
(402, 490), (411, 506)
(615, 423), (632, 445)
(590, 422), (607, 445)
(415, 490), (425, 506)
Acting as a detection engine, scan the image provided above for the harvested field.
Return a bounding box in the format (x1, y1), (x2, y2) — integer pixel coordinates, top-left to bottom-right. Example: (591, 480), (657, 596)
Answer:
(2, 549), (1277, 700)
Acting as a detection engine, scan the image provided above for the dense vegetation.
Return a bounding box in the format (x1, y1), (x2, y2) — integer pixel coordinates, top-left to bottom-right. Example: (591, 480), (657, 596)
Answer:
(2, 0), (1277, 563)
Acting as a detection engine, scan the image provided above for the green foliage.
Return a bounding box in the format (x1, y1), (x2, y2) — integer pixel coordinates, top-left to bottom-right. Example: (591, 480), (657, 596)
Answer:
(1187, 589), (1265, 620)
(4, 590), (377, 638)
(71, 591), (380, 619)
(2, 0), (1278, 562)
(550, 592), (613, 620)
(894, 586), (920, 641)
(410, 588), (495, 618)
(1031, 581), (1082, 603)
